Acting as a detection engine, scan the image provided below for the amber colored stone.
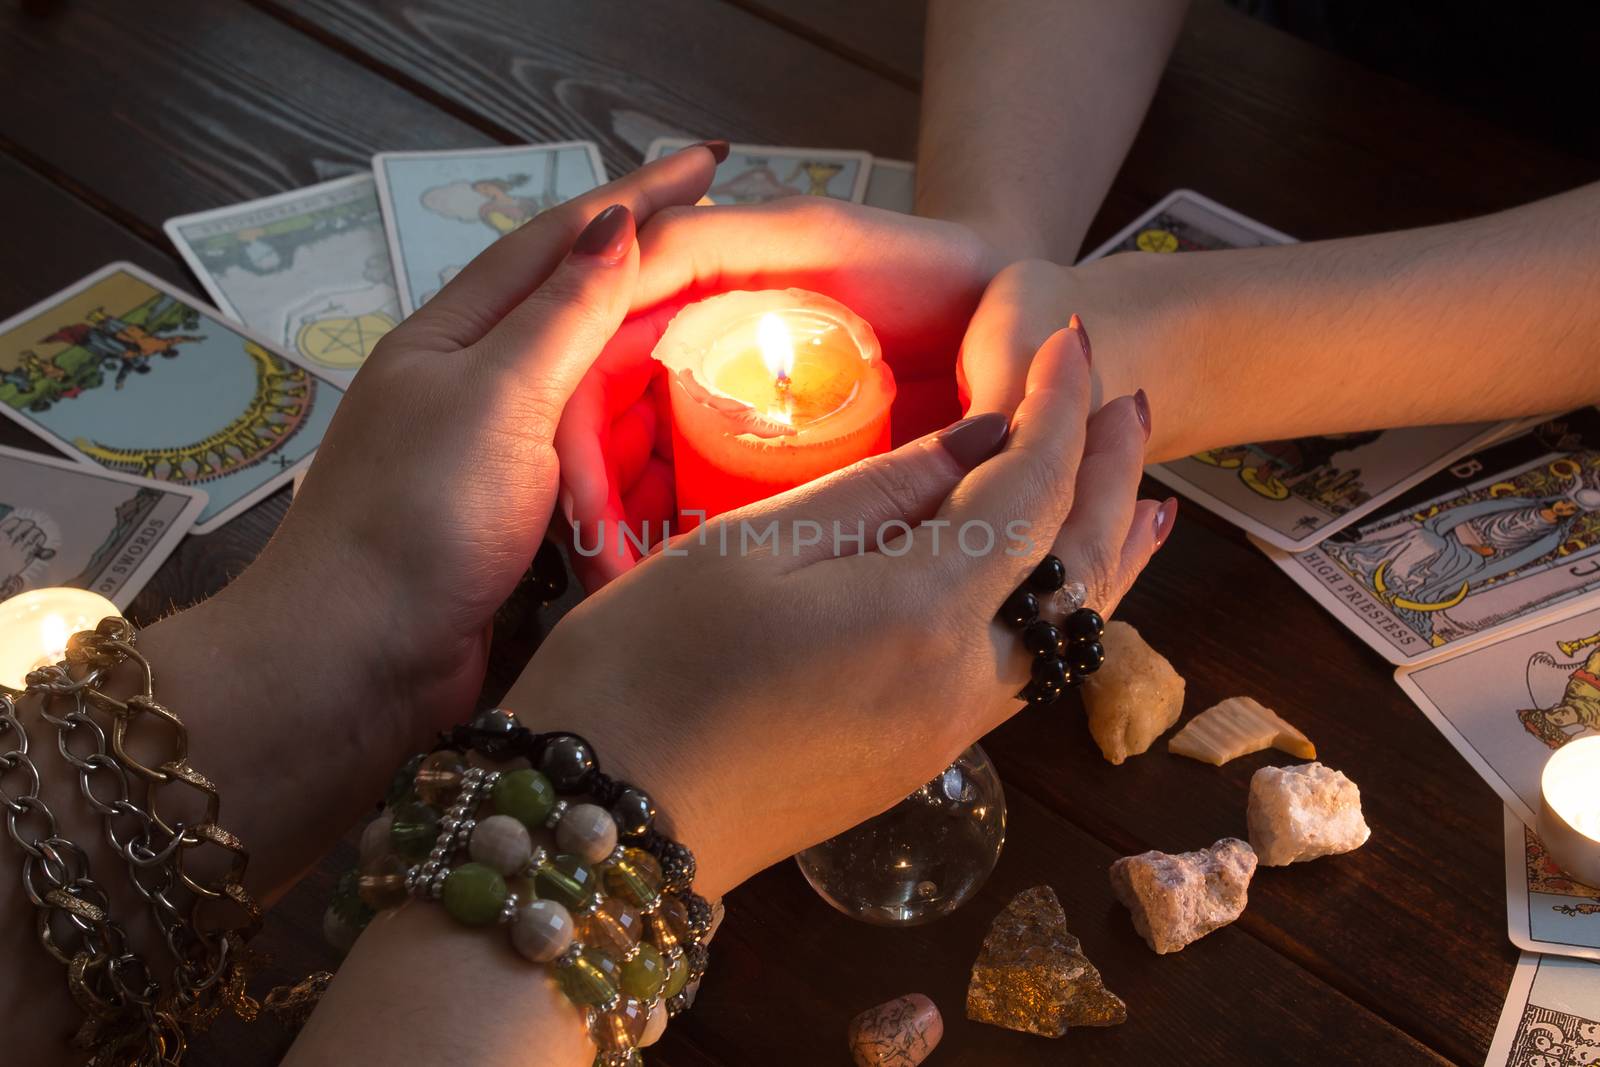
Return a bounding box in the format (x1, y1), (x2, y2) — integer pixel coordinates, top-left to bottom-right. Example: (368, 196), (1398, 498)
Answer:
(590, 994), (649, 1052)
(576, 895), (642, 961)
(602, 847), (663, 908)
(965, 885), (1126, 1037)
(648, 894), (690, 954)
(557, 947), (619, 1007)
(357, 855), (410, 911)
(414, 751), (467, 805)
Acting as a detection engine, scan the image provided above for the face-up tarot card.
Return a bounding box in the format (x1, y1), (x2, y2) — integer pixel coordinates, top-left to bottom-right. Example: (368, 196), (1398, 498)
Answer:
(1505, 807), (1600, 962)
(374, 142), (607, 314)
(165, 174), (401, 388)
(1484, 953), (1600, 1067)
(862, 158), (914, 213)
(0, 263), (341, 533)
(644, 138), (871, 205)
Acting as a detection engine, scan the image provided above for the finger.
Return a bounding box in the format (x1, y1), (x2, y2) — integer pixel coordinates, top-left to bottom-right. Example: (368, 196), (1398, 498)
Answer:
(402, 145), (721, 351)
(1046, 393), (1149, 610)
(469, 205), (638, 434)
(956, 260), (1067, 416)
(1096, 496), (1178, 616)
(732, 411), (1011, 569)
(919, 322), (1093, 589)
(609, 398), (657, 494)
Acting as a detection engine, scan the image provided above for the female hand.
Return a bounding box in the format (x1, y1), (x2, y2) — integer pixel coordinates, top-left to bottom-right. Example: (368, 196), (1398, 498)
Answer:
(220, 147), (723, 739)
(520, 320), (1172, 897)
(555, 194), (1008, 589)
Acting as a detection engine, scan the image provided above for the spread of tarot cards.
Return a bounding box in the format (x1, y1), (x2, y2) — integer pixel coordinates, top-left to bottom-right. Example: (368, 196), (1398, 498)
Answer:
(0, 140), (911, 612)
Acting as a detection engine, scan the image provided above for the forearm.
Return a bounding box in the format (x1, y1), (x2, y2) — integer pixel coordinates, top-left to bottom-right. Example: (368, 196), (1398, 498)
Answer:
(917, 0), (1187, 260)
(1094, 182), (1600, 459)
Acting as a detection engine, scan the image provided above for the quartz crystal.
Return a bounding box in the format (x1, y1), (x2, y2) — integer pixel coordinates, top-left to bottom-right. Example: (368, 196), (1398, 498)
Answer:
(847, 993), (943, 1066)
(1081, 621), (1185, 764)
(1247, 762), (1371, 866)
(965, 885), (1126, 1037)
(1109, 838), (1257, 954)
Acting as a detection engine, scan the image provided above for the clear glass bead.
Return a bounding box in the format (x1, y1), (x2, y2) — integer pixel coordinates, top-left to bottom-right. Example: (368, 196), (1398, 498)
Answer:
(795, 742), (1006, 925)
(1051, 579), (1088, 615)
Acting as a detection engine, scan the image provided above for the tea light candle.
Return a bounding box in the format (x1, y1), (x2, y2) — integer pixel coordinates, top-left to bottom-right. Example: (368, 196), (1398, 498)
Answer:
(0, 587), (121, 690)
(652, 289), (895, 522)
(1538, 735), (1600, 888)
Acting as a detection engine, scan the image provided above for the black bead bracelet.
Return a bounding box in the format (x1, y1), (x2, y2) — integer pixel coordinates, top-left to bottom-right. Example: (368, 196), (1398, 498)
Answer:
(997, 554), (1106, 707)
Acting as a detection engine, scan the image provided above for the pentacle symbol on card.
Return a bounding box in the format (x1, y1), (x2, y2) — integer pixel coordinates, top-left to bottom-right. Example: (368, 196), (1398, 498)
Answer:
(1135, 227), (1179, 253)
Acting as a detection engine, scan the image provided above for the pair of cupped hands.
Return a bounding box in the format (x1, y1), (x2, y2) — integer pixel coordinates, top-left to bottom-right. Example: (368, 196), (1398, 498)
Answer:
(251, 144), (1169, 898)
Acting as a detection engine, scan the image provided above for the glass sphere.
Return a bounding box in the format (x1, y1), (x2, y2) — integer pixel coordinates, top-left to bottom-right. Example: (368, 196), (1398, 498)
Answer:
(795, 743), (1005, 926)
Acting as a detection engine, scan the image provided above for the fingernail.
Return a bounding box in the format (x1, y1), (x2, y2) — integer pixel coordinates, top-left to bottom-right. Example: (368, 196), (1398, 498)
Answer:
(1068, 312), (1091, 366)
(1154, 496), (1178, 548)
(1133, 388), (1151, 440)
(934, 411), (1009, 470)
(572, 204), (635, 262)
(689, 139), (730, 163)
(559, 487), (576, 528)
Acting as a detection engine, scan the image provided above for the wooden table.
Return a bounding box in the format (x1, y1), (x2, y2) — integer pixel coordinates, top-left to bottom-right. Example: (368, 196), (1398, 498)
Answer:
(4, 2), (1597, 1062)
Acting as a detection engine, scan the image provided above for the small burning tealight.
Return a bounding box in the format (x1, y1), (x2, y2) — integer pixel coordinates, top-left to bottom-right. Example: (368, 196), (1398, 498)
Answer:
(1538, 735), (1600, 888)
(652, 289), (895, 523)
(0, 587), (121, 690)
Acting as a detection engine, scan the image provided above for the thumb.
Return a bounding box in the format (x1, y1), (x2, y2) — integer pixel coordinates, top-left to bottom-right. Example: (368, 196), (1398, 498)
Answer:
(737, 411), (1010, 569)
(468, 204), (639, 437)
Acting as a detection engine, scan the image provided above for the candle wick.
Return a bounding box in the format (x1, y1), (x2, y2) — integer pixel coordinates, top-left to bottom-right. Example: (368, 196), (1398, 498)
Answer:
(775, 372), (791, 393)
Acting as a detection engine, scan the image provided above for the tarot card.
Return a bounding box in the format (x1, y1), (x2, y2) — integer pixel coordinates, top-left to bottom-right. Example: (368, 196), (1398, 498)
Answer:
(1484, 952), (1600, 1067)
(165, 174), (400, 388)
(643, 138), (871, 205)
(374, 142), (607, 315)
(0, 444), (205, 607)
(1505, 807), (1600, 962)
(0, 263), (342, 533)
(1392, 596), (1600, 822)
(862, 158), (915, 214)
(1268, 409), (1600, 664)
(1091, 191), (1520, 550)
(1078, 188), (1294, 261)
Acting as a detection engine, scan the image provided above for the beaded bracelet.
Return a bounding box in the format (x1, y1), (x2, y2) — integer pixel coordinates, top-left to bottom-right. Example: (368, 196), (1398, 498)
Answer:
(332, 710), (711, 1064)
(996, 554), (1107, 706)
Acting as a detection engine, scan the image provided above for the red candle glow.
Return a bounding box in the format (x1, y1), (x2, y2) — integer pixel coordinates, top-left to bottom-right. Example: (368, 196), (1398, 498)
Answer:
(653, 289), (895, 523)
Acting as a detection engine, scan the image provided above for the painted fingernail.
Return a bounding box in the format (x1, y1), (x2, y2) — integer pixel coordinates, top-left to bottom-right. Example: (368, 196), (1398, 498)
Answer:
(1133, 388), (1151, 440)
(1154, 496), (1179, 548)
(572, 204), (635, 262)
(934, 411), (1009, 470)
(688, 139), (730, 163)
(1068, 312), (1091, 366)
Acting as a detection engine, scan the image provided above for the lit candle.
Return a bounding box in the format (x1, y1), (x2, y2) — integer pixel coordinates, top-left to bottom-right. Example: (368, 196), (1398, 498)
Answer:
(0, 587), (121, 690)
(1538, 735), (1600, 887)
(652, 289), (895, 522)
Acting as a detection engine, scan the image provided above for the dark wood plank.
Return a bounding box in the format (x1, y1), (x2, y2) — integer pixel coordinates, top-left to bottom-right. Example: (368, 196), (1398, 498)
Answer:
(677, 789), (1447, 1065)
(726, 0), (924, 86)
(975, 484), (1516, 1064)
(0, 0), (490, 233)
(259, 0), (920, 171)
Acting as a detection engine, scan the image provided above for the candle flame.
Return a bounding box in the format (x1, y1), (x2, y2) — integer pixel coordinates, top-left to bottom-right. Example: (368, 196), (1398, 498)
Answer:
(39, 613), (69, 663)
(757, 313), (795, 384)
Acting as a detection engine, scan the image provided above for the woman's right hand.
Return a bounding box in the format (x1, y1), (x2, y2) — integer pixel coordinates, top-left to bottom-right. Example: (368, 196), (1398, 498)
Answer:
(510, 319), (1171, 897)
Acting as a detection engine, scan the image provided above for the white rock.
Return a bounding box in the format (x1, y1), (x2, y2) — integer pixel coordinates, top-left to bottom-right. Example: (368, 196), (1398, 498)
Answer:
(1108, 837), (1257, 954)
(1247, 762), (1371, 866)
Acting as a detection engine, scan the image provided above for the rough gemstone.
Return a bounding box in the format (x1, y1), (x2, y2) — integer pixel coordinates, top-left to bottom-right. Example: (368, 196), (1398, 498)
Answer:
(442, 862), (509, 927)
(848, 993), (944, 1066)
(534, 853), (598, 911)
(603, 847), (664, 907)
(1109, 838), (1257, 954)
(492, 768), (556, 829)
(557, 947), (619, 1007)
(388, 801), (440, 863)
(468, 813), (534, 875)
(1247, 762), (1371, 866)
(621, 942), (667, 1000)
(512, 899), (575, 963)
(414, 751), (467, 806)
(357, 855), (410, 911)
(577, 895), (643, 961)
(554, 802), (619, 864)
(1081, 621), (1186, 764)
(965, 885), (1126, 1037)
(1169, 695), (1316, 766)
